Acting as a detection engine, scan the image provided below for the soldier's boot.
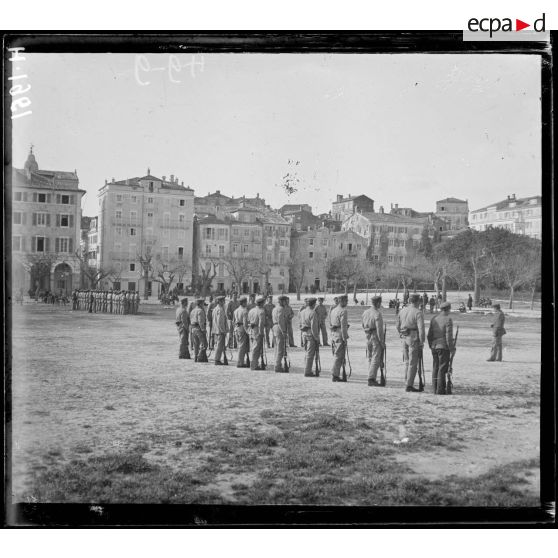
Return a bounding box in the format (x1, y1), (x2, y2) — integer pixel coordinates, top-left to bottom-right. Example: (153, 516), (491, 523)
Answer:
(184, 348), (191, 360)
(274, 365), (283, 373)
(223, 354), (229, 365)
(215, 361), (223, 365)
(198, 349), (208, 363)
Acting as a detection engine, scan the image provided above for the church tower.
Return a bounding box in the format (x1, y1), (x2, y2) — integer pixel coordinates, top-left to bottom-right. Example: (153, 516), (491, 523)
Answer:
(24, 145), (39, 178)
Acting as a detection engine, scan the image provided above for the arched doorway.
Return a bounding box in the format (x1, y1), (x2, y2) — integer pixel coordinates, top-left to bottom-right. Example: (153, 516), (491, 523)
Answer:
(53, 263), (72, 296)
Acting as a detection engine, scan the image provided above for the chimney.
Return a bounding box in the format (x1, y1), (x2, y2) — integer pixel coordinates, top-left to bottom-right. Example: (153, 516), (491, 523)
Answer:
(216, 190), (220, 195)
(162, 175), (166, 181)
(395, 203), (398, 210)
(337, 195), (343, 202)
(170, 174), (174, 183)
(111, 177), (115, 183)
(379, 206), (384, 214)
(181, 181), (184, 186)
(256, 193), (260, 199)
(512, 193), (516, 200)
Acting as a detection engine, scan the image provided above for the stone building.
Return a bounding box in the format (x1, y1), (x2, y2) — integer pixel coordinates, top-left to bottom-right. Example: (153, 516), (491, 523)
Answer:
(435, 197), (469, 230)
(96, 170), (194, 295)
(331, 194), (375, 221)
(11, 148), (85, 296)
(469, 194), (542, 240)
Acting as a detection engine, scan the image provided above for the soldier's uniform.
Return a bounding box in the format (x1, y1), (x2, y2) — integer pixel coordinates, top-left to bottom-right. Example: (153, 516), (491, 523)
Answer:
(190, 300), (208, 362)
(427, 301), (454, 394)
(272, 296), (289, 372)
(134, 292), (140, 314)
(362, 296), (385, 385)
(226, 296), (240, 348)
(233, 298), (250, 368)
(108, 291), (113, 314)
(299, 298), (320, 377)
(212, 297), (228, 365)
(264, 298), (274, 348)
(207, 300), (216, 349)
(315, 298), (329, 345)
(330, 295), (349, 382)
(248, 297), (266, 370)
(88, 291), (94, 313)
(175, 300), (191, 359)
(285, 300), (295, 347)
(103, 291), (108, 313)
(488, 305), (506, 361)
(396, 295), (426, 391)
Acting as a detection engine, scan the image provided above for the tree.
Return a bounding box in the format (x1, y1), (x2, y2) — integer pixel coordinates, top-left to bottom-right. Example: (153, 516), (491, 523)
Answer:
(73, 251), (117, 289)
(220, 255), (263, 294)
(196, 259), (218, 297)
(18, 252), (59, 295)
(326, 255), (363, 295)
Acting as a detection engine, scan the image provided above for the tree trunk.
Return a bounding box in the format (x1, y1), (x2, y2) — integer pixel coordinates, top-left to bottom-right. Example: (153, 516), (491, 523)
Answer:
(394, 278), (400, 299)
(441, 274), (447, 302)
(344, 281), (348, 295)
(353, 281), (358, 300)
(296, 288), (301, 301)
(508, 286), (514, 309)
(143, 266), (149, 300)
(473, 272), (480, 306)
(530, 285), (536, 310)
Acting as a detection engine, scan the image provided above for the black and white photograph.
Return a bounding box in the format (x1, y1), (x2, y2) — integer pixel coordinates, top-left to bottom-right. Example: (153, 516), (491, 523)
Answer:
(4, 33), (553, 526)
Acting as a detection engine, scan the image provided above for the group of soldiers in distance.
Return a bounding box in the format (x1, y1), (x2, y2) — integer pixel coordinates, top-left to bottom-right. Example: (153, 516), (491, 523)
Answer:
(71, 289), (141, 315)
(175, 290), (507, 395)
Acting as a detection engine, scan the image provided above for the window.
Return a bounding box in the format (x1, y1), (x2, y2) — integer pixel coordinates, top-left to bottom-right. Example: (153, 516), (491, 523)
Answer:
(128, 282), (136, 291)
(178, 247), (184, 259)
(232, 227), (239, 237)
(36, 237), (45, 252)
(374, 238), (380, 246)
(206, 245), (211, 255)
(279, 239), (286, 247)
(309, 252), (314, 259)
(308, 267), (314, 273)
(14, 192), (22, 201)
(116, 194), (123, 202)
(131, 195), (137, 203)
(147, 212), (154, 224)
(309, 238), (314, 246)
(233, 244), (238, 254)
(219, 245), (225, 257)
(37, 193), (47, 203)
(322, 239), (328, 246)
(130, 228), (136, 236)
(179, 199), (185, 206)
(13, 212), (22, 225)
(129, 263), (136, 272)
(130, 211), (137, 224)
(348, 243), (353, 252)
(149, 182), (154, 192)
(56, 238), (70, 253)
(280, 253), (285, 264)
(179, 214), (185, 222)
(60, 214), (69, 227)
(116, 227), (122, 236)
(205, 227), (214, 239)
(324, 252), (328, 259)
(243, 244), (248, 253)
(116, 210), (122, 220)
(12, 236), (21, 251)
(279, 270), (285, 277)
(147, 197), (154, 204)
(244, 229), (249, 237)
(36, 213), (48, 226)
(387, 255), (393, 263)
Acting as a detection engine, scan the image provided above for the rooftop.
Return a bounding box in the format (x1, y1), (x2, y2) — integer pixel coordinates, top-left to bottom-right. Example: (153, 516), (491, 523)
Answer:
(437, 197), (468, 204)
(471, 195), (541, 213)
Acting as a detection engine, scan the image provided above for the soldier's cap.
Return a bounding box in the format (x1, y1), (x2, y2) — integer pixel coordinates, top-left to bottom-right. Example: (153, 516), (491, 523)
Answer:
(196, 298), (205, 305)
(238, 295), (248, 303)
(278, 295), (288, 301)
(317, 297), (325, 301)
(440, 301), (451, 310)
(180, 298), (188, 305)
(492, 303), (501, 309)
(306, 297), (317, 304)
(410, 294), (421, 303)
(256, 296), (266, 304)
(339, 294), (348, 301)
(216, 295), (226, 302)
(372, 295), (382, 303)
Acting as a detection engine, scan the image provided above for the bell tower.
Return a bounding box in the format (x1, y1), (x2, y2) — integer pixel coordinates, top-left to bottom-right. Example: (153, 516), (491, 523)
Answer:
(24, 144), (39, 178)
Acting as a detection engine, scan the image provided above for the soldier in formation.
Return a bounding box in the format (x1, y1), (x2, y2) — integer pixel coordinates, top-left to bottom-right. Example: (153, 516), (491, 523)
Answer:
(315, 297), (329, 346)
(73, 289), (140, 315)
(329, 294), (349, 382)
(285, 297), (296, 347)
(396, 293), (426, 392)
(272, 294), (289, 373)
(362, 295), (385, 387)
(248, 296), (266, 370)
(226, 292), (239, 349)
(299, 297), (320, 377)
(212, 295), (228, 365)
(175, 298), (191, 360)
(427, 301), (454, 394)
(233, 296), (250, 368)
(190, 298), (209, 362)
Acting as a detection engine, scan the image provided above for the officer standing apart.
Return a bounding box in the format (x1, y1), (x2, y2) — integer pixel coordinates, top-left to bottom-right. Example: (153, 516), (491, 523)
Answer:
(427, 301), (455, 394)
(362, 295), (385, 387)
(248, 296), (266, 370)
(264, 295), (274, 349)
(234, 296), (250, 368)
(467, 294), (473, 311)
(226, 292), (239, 349)
(315, 297), (329, 346)
(330, 294), (349, 382)
(299, 297), (320, 377)
(487, 303), (506, 362)
(272, 295), (289, 373)
(175, 298), (191, 360)
(285, 297), (296, 347)
(396, 293), (426, 392)
(212, 296), (228, 365)
(190, 298), (209, 362)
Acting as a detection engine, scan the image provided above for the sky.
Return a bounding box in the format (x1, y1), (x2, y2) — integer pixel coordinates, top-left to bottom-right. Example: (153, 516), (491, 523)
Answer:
(10, 52), (542, 217)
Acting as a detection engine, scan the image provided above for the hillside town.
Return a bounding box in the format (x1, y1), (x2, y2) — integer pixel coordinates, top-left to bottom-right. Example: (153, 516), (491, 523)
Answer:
(11, 147), (542, 301)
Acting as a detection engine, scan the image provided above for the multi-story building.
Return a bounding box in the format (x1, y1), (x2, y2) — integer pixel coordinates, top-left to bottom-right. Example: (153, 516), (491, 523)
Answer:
(96, 170), (194, 295)
(469, 194), (542, 240)
(331, 194), (375, 221)
(280, 207), (323, 232)
(260, 211), (291, 293)
(342, 208), (438, 266)
(435, 197), (469, 231)
(11, 148), (85, 295)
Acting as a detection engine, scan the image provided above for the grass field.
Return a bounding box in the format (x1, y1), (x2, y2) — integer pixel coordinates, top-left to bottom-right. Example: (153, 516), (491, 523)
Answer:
(10, 301), (541, 506)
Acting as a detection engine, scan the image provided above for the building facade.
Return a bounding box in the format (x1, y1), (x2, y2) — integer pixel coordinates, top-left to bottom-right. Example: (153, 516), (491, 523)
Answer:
(435, 197), (469, 230)
(331, 194), (375, 221)
(11, 148), (85, 296)
(96, 171), (194, 295)
(469, 194), (542, 240)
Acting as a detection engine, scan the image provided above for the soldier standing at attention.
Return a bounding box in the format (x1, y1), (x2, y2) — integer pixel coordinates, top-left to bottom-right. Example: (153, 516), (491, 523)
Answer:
(212, 296), (228, 365)
(362, 295), (385, 387)
(264, 295), (274, 349)
(226, 292), (239, 349)
(299, 297), (320, 377)
(190, 298), (209, 362)
(330, 294), (349, 382)
(248, 296), (266, 370)
(285, 297), (296, 347)
(206, 296), (216, 349)
(315, 297), (329, 346)
(247, 293), (256, 312)
(396, 293), (425, 392)
(234, 296), (250, 368)
(487, 303), (506, 362)
(272, 295), (289, 373)
(328, 297), (339, 329)
(427, 301), (455, 394)
(135, 291), (141, 314)
(175, 298), (191, 360)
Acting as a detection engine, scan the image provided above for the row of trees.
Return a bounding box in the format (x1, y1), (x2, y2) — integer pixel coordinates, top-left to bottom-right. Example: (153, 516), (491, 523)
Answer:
(318, 228), (541, 309)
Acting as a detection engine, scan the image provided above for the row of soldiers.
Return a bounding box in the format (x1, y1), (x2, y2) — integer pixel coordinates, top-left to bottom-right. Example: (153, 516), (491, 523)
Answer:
(175, 292), (507, 395)
(71, 289), (141, 315)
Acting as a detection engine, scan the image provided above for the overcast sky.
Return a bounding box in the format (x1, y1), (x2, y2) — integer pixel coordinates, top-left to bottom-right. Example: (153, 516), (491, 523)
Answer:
(11, 52), (541, 217)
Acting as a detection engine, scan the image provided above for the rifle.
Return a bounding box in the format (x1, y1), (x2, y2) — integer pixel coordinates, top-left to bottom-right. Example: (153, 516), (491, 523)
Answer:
(314, 341), (321, 376)
(342, 340), (352, 382)
(447, 326), (459, 395)
(260, 334), (267, 370)
(282, 339), (290, 373)
(379, 324), (387, 387)
(418, 346), (425, 392)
